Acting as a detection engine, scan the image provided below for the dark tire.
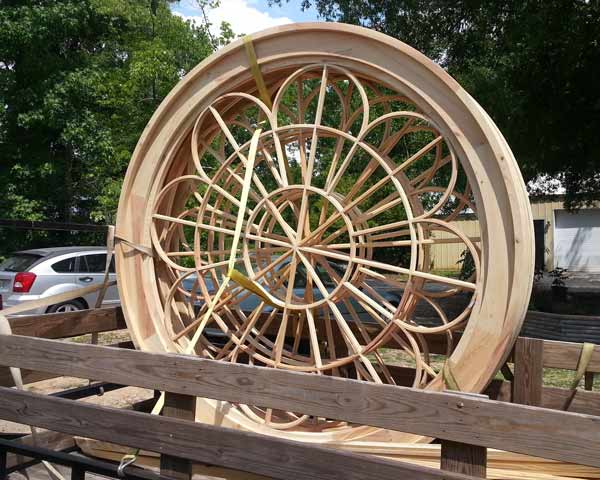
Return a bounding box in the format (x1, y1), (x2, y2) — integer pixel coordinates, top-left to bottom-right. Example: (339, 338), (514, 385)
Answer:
(46, 298), (87, 313)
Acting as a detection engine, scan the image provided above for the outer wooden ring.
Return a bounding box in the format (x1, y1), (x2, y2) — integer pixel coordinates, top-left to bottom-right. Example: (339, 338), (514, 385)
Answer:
(115, 23), (534, 446)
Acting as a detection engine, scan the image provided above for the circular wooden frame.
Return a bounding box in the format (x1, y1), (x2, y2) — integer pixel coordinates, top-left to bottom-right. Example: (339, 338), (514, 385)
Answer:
(115, 23), (534, 446)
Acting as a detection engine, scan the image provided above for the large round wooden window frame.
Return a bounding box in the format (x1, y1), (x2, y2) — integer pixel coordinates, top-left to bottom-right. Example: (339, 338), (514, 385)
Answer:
(115, 23), (534, 446)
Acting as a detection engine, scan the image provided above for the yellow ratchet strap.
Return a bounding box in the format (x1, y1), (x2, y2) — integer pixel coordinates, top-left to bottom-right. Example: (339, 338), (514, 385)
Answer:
(228, 268), (277, 307)
(442, 360), (461, 392)
(243, 35), (272, 109)
(117, 130), (265, 470)
(570, 342), (595, 390)
(564, 342), (595, 410)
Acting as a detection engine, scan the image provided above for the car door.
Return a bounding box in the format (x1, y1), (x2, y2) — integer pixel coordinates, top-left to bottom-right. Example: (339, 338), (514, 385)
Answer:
(77, 253), (120, 307)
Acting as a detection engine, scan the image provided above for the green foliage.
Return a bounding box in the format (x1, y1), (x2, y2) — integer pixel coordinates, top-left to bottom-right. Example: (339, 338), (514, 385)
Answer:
(218, 21), (236, 45)
(0, 0), (213, 255)
(276, 0), (600, 209)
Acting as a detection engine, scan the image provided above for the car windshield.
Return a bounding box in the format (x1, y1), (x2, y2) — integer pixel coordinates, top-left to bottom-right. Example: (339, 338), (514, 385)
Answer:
(0, 253), (42, 272)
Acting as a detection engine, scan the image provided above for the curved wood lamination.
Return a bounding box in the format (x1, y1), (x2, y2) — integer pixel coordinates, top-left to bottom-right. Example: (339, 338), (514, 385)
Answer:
(115, 23), (534, 446)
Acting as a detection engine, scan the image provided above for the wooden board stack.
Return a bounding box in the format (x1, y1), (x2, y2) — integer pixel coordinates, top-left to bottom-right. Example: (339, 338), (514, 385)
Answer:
(77, 439), (600, 480)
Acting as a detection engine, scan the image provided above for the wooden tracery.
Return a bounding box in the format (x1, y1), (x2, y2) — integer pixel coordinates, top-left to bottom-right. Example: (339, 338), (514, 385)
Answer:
(115, 23), (534, 447)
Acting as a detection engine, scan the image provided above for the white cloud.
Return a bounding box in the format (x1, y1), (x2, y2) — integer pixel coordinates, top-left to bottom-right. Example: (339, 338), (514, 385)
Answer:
(174, 0), (293, 38)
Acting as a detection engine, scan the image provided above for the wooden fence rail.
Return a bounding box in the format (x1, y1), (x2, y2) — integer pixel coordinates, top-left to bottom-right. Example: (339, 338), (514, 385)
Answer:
(6, 307), (126, 339)
(1, 307), (600, 479)
(3, 307), (600, 418)
(0, 386), (474, 480)
(0, 334), (599, 469)
(7, 305), (600, 368)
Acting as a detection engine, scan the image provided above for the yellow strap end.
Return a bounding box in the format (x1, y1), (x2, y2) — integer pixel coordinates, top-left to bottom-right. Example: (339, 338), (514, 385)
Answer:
(570, 342), (595, 391)
(228, 268), (277, 307)
(243, 35), (273, 109)
(442, 361), (461, 392)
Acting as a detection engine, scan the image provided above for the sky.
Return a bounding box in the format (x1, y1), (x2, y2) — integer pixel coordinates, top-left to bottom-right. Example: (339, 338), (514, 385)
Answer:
(171, 0), (321, 37)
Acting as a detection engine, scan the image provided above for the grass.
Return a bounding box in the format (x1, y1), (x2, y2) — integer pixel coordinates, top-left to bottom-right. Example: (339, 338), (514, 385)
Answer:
(543, 367), (600, 389)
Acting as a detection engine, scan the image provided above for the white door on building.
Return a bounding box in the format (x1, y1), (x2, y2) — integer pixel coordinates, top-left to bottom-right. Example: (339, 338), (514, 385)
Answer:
(554, 209), (600, 272)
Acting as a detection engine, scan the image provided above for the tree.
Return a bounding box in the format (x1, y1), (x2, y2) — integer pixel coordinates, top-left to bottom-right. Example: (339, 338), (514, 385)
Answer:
(0, 0), (213, 256)
(275, 0), (600, 209)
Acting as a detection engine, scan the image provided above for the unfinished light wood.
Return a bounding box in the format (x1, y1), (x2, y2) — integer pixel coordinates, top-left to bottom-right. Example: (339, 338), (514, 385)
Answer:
(115, 23), (534, 445)
(78, 439), (600, 480)
(76, 440), (271, 480)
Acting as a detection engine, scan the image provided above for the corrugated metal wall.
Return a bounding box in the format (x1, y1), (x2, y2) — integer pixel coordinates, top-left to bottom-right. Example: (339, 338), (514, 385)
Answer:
(429, 219), (480, 271)
(530, 199), (563, 271)
(427, 198), (600, 271)
(429, 199), (563, 271)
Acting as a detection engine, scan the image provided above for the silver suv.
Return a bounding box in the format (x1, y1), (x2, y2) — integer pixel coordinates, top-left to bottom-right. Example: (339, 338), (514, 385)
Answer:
(0, 246), (119, 314)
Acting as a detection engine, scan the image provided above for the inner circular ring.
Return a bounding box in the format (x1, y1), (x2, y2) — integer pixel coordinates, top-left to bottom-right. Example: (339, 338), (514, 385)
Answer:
(243, 185), (362, 309)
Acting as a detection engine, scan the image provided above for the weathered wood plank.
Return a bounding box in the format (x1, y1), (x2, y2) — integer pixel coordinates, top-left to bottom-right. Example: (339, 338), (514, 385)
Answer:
(440, 441), (486, 478)
(0, 387), (473, 480)
(485, 378), (600, 416)
(1, 335), (600, 467)
(542, 340), (600, 372)
(160, 393), (196, 480)
(0, 341), (133, 387)
(542, 384), (600, 415)
(513, 337), (544, 406)
(8, 307), (126, 339)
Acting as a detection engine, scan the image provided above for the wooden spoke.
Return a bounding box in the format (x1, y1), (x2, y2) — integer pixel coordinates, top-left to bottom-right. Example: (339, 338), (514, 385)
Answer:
(305, 308), (323, 369)
(306, 66), (328, 181)
(300, 245), (477, 291)
(343, 282), (395, 321)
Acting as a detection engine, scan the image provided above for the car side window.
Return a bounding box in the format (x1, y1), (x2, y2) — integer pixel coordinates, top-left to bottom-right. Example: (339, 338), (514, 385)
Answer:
(52, 257), (76, 273)
(80, 254), (107, 273)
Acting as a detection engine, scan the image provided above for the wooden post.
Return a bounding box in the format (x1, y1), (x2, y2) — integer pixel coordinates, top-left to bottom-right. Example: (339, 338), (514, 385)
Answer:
(440, 390), (487, 477)
(513, 337), (544, 406)
(159, 393), (196, 480)
(584, 372), (595, 391)
(441, 440), (487, 477)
